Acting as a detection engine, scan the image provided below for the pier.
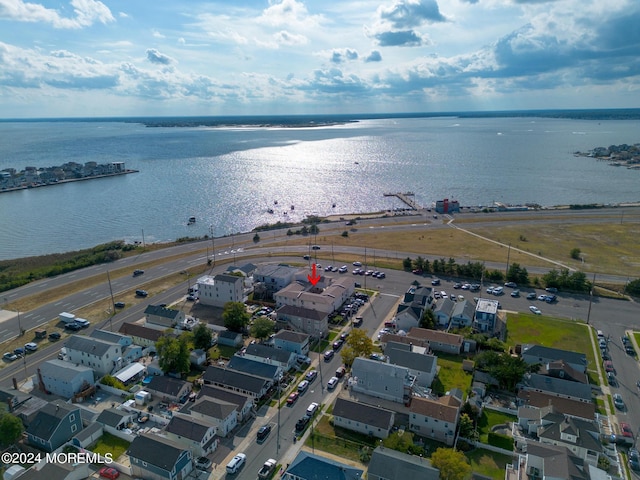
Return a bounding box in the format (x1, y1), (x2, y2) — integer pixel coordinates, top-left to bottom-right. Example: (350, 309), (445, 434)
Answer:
(383, 191), (421, 210)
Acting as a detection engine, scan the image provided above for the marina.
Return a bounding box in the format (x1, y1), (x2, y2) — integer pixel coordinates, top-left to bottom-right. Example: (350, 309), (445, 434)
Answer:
(384, 192), (420, 210)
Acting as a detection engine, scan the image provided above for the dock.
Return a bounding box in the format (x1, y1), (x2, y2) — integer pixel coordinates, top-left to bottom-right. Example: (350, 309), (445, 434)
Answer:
(383, 191), (420, 210)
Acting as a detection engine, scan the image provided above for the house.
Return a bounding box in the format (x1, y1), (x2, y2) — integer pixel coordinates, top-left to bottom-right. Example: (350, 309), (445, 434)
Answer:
(276, 304), (329, 338)
(91, 329), (142, 362)
(367, 446), (440, 480)
(37, 359), (95, 399)
(274, 276), (354, 314)
(119, 322), (170, 351)
(536, 414), (604, 466)
(253, 264), (299, 297)
(202, 365), (270, 398)
(519, 373), (592, 403)
(96, 407), (137, 435)
(402, 285), (434, 307)
(227, 355), (283, 382)
(243, 343), (296, 371)
(332, 397), (394, 439)
(163, 412), (219, 456)
(26, 402), (83, 452)
(384, 342), (437, 388)
(473, 298), (500, 332)
(516, 389), (596, 421)
(193, 384), (254, 421)
(409, 394), (461, 446)
(538, 360), (588, 384)
(350, 357), (414, 404)
(394, 303), (424, 332)
(282, 451), (363, 480)
(128, 433), (194, 480)
(190, 348), (207, 366)
(144, 305), (185, 328)
(197, 273), (245, 307)
(10, 461), (90, 480)
(225, 262), (257, 277)
(186, 397), (238, 437)
(450, 300), (476, 329)
(217, 330), (243, 347)
(433, 298), (455, 327)
(64, 335), (123, 376)
(407, 328), (464, 354)
(273, 330), (310, 355)
(521, 344), (588, 374)
(145, 376), (192, 403)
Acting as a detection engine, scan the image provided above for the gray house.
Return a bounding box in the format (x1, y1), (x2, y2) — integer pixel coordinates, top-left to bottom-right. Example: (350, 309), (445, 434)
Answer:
(96, 407), (137, 435)
(145, 376), (192, 403)
(227, 355), (283, 381)
(26, 402), (83, 452)
(368, 446), (440, 480)
(243, 343), (296, 371)
(332, 397), (394, 439)
(144, 305), (185, 328)
(163, 412), (219, 457)
(202, 365), (270, 398)
(273, 330), (310, 355)
(519, 373), (592, 402)
(384, 342), (437, 388)
(194, 384), (254, 421)
(253, 264), (298, 296)
(217, 330), (243, 347)
(473, 298), (499, 332)
(283, 451), (363, 480)
(450, 300), (476, 328)
(521, 344), (588, 374)
(350, 357), (414, 404)
(433, 298), (455, 327)
(38, 360), (95, 399)
(64, 335), (122, 376)
(128, 433), (194, 480)
(186, 397), (238, 437)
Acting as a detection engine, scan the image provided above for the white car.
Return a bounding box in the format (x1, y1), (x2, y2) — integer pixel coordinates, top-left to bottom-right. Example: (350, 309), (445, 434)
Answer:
(306, 402), (319, 416)
(24, 342), (38, 352)
(529, 306), (542, 315)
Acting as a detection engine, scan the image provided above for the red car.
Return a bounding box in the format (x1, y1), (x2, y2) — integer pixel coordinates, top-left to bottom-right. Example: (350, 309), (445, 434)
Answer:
(620, 422), (633, 438)
(286, 392), (299, 405)
(604, 361), (615, 373)
(99, 467), (120, 480)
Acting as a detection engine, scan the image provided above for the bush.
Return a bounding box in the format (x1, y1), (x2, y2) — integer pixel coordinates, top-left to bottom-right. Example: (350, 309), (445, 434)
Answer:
(487, 431), (514, 451)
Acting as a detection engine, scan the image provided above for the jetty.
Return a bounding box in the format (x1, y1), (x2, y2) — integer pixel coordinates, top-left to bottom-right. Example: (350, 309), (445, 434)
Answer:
(383, 191), (420, 210)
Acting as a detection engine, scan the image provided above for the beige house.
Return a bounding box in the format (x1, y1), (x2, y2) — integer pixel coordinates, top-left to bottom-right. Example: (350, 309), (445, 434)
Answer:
(274, 276), (354, 314)
(409, 394), (461, 446)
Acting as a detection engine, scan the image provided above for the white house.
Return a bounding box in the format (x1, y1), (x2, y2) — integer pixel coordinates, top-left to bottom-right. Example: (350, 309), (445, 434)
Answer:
(64, 335), (123, 376)
(276, 305), (329, 338)
(273, 330), (310, 355)
(274, 276), (354, 314)
(409, 394), (461, 446)
(350, 357), (414, 404)
(332, 397), (394, 439)
(163, 412), (219, 456)
(38, 360), (95, 399)
(384, 342), (437, 388)
(187, 397), (238, 437)
(253, 264), (299, 296)
(197, 274), (245, 308)
(243, 343), (296, 371)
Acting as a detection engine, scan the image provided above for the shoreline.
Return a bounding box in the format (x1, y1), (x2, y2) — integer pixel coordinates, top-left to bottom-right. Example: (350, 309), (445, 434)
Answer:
(0, 170), (138, 194)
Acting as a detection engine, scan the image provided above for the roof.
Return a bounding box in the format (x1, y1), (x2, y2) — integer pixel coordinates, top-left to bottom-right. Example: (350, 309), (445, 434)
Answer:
(227, 356), (281, 379)
(434, 298), (454, 314)
(521, 344), (588, 368)
(65, 335), (118, 356)
(38, 359), (94, 382)
(96, 408), (133, 428)
(195, 384), (251, 409)
(165, 413), (214, 440)
(213, 273), (243, 284)
(226, 263), (257, 275)
(525, 442), (587, 480)
(146, 376), (190, 397)
(118, 322), (166, 342)
(286, 450), (363, 480)
(127, 433), (189, 470)
(245, 343), (294, 364)
(218, 330), (243, 340)
(537, 416), (602, 453)
(90, 329), (129, 344)
(188, 397), (237, 420)
(276, 284), (335, 305)
(114, 362), (146, 383)
(475, 298), (499, 314)
(521, 373), (592, 401)
(368, 446), (439, 480)
(407, 327), (463, 346)
(13, 462), (78, 480)
(409, 396), (459, 423)
(451, 300), (475, 319)
(144, 305), (182, 319)
(26, 402), (80, 440)
(277, 304), (328, 321)
(203, 366), (269, 395)
(333, 397), (394, 430)
(385, 346), (436, 373)
(517, 390), (596, 420)
(352, 357), (410, 381)
(254, 263), (299, 278)
(274, 330), (310, 343)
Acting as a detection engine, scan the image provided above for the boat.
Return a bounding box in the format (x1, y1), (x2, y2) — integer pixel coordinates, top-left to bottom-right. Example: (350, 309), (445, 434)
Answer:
(290, 205), (295, 210)
(267, 208), (274, 214)
(332, 203), (336, 208)
(274, 200), (278, 205)
(188, 216), (196, 224)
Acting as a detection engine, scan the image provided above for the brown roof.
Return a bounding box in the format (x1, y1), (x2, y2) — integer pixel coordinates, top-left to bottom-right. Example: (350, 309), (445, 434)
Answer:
(517, 390), (595, 420)
(380, 333), (429, 349)
(410, 396), (459, 423)
(119, 322), (166, 342)
(407, 327), (463, 346)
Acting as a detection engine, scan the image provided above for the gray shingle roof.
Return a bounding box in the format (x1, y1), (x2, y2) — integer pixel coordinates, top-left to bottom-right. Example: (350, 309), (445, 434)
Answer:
(277, 304), (327, 321)
(194, 384), (251, 410)
(127, 433), (188, 470)
(274, 330), (309, 343)
(146, 376), (189, 397)
(245, 343), (294, 364)
(214, 273), (243, 284)
(368, 446), (439, 480)
(227, 356), (280, 380)
(333, 397), (394, 430)
(521, 373), (592, 401)
(188, 397), (237, 420)
(385, 346), (436, 373)
(522, 344), (588, 368)
(118, 322), (167, 342)
(96, 408), (132, 428)
(38, 359), (94, 382)
(144, 305), (182, 319)
(90, 329), (128, 343)
(286, 451), (363, 480)
(65, 335), (117, 356)
(202, 366), (269, 395)
(164, 413), (213, 441)
(25, 403), (79, 441)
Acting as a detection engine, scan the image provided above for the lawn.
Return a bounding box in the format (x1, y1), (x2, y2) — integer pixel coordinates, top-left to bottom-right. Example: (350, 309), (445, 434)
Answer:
(90, 432), (130, 460)
(306, 415), (375, 463)
(477, 410), (517, 443)
(466, 449), (514, 480)
(431, 353), (473, 395)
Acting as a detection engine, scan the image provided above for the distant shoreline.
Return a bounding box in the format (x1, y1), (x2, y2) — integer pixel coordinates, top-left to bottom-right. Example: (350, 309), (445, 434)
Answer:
(0, 170), (138, 194)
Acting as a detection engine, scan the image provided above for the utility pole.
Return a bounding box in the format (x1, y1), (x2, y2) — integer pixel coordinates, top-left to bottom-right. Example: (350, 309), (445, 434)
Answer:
(586, 273), (596, 325)
(107, 271), (116, 331)
(505, 243), (511, 280)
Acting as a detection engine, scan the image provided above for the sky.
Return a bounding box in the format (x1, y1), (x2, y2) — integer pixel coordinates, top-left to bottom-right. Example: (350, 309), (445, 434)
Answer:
(0, 0), (639, 118)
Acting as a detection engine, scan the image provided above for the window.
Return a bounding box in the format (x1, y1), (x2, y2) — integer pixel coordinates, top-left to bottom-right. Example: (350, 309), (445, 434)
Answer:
(71, 424), (77, 433)
(69, 414), (75, 422)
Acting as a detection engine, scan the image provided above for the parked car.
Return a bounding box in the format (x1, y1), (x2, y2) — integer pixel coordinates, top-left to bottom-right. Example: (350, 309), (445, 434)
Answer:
(3, 352), (18, 362)
(431, 278), (440, 285)
(504, 281), (517, 288)
(135, 289), (148, 297)
(306, 402), (319, 416)
(323, 350), (335, 361)
(114, 301), (125, 309)
(99, 467), (120, 480)
(614, 393), (625, 410)
(629, 449), (640, 471)
(286, 392), (299, 405)
(295, 415), (311, 432)
(13, 347), (25, 357)
(65, 322), (82, 331)
(327, 376), (339, 390)
(305, 370), (318, 382)
(626, 345), (636, 356)
(24, 342), (38, 352)
(511, 289), (520, 297)
(226, 453), (246, 474)
(196, 457), (212, 470)
(620, 422), (633, 438)
(604, 360), (615, 373)
(545, 287), (558, 293)
(335, 366), (346, 378)
(48, 332), (61, 341)
(526, 292), (536, 300)
(297, 380), (309, 393)
(256, 424), (272, 442)
(529, 306), (542, 315)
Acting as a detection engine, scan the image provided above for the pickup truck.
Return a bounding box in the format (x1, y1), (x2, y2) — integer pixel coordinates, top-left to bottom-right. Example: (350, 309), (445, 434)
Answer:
(258, 458), (277, 479)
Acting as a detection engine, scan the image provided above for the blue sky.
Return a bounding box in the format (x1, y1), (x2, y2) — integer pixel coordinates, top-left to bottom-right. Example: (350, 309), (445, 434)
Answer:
(1, 0), (639, 118)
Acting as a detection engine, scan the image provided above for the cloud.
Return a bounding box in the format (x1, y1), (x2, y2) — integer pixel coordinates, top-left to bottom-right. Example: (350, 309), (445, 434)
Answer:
(372, 29), (427, 47)
(330, 48), (358, 64)
(258, 0), (323, 29)
(0, 0), (115, 29)
(365, 50), (382, 62)
(379, 0), (447, 29)
(146, 48), (174, 65)
(273, 30), (308, 46)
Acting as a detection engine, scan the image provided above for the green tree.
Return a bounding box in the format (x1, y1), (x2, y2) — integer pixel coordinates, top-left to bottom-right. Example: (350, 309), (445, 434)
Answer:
(346, 329), (373, 359)
(340, 345), (357, 368)
(402, 257), (413, 271)
(222, 301), (251, 332)
(342, 230), (349, 237)
(309, 224), (319, 234)
(192, 323), (213, 351)
(253, 233), (260, 243)
(507, 263), (529, 285)
(430, 448), (471, 480)
(0, 412), (23, 446)
(458, 413), (476, 440)
(420, 308), (436, 329)
(156, 333), (191, 376)
(626, 278), (640, 296)
(570, 247), (581, 260)
(250, 316), (275, 341)
(383, 431), (416, 453)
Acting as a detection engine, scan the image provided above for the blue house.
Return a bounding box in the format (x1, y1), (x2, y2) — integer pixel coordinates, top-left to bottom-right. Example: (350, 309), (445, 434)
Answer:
(26, 402), (83, 452)
(128, 433), (193, 480)
(283, 451), (363, 480)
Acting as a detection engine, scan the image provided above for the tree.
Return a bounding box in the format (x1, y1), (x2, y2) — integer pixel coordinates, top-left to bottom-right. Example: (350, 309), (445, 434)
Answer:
(253, 233), (260, 243)
(420, 308), (436, 329)
(192, 323), (213, 351)
(430, 448), (471, 480)
(0, 412), (23, 446)
(156, 332), (191, 376)
(250, 316), (275, 341)
(402, 257), (413, 271)
(340, 345), (357, 368)
(346, 329), (373, 359)
(626, 278), (640, 296)
(342, 230), (349, 237)
(570, 247), (581, 260)
(507, 263), (529, 285)
(222, 301), (250, 332)
(458, 413), (476, 440)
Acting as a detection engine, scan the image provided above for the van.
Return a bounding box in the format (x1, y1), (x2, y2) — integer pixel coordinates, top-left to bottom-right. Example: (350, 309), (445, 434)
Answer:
(335, 366), (346, 378)
(226, 453), (246, 474)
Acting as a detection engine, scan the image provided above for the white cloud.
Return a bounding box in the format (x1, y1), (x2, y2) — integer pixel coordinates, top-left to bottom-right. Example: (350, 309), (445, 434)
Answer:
(0, 0), (115, 29)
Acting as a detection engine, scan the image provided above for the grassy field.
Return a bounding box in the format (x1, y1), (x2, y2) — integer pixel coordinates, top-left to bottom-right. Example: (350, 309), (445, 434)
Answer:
(466, 449), (514, 480)
(477, 410), (518, 443)
(431, 353), (474, 395)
